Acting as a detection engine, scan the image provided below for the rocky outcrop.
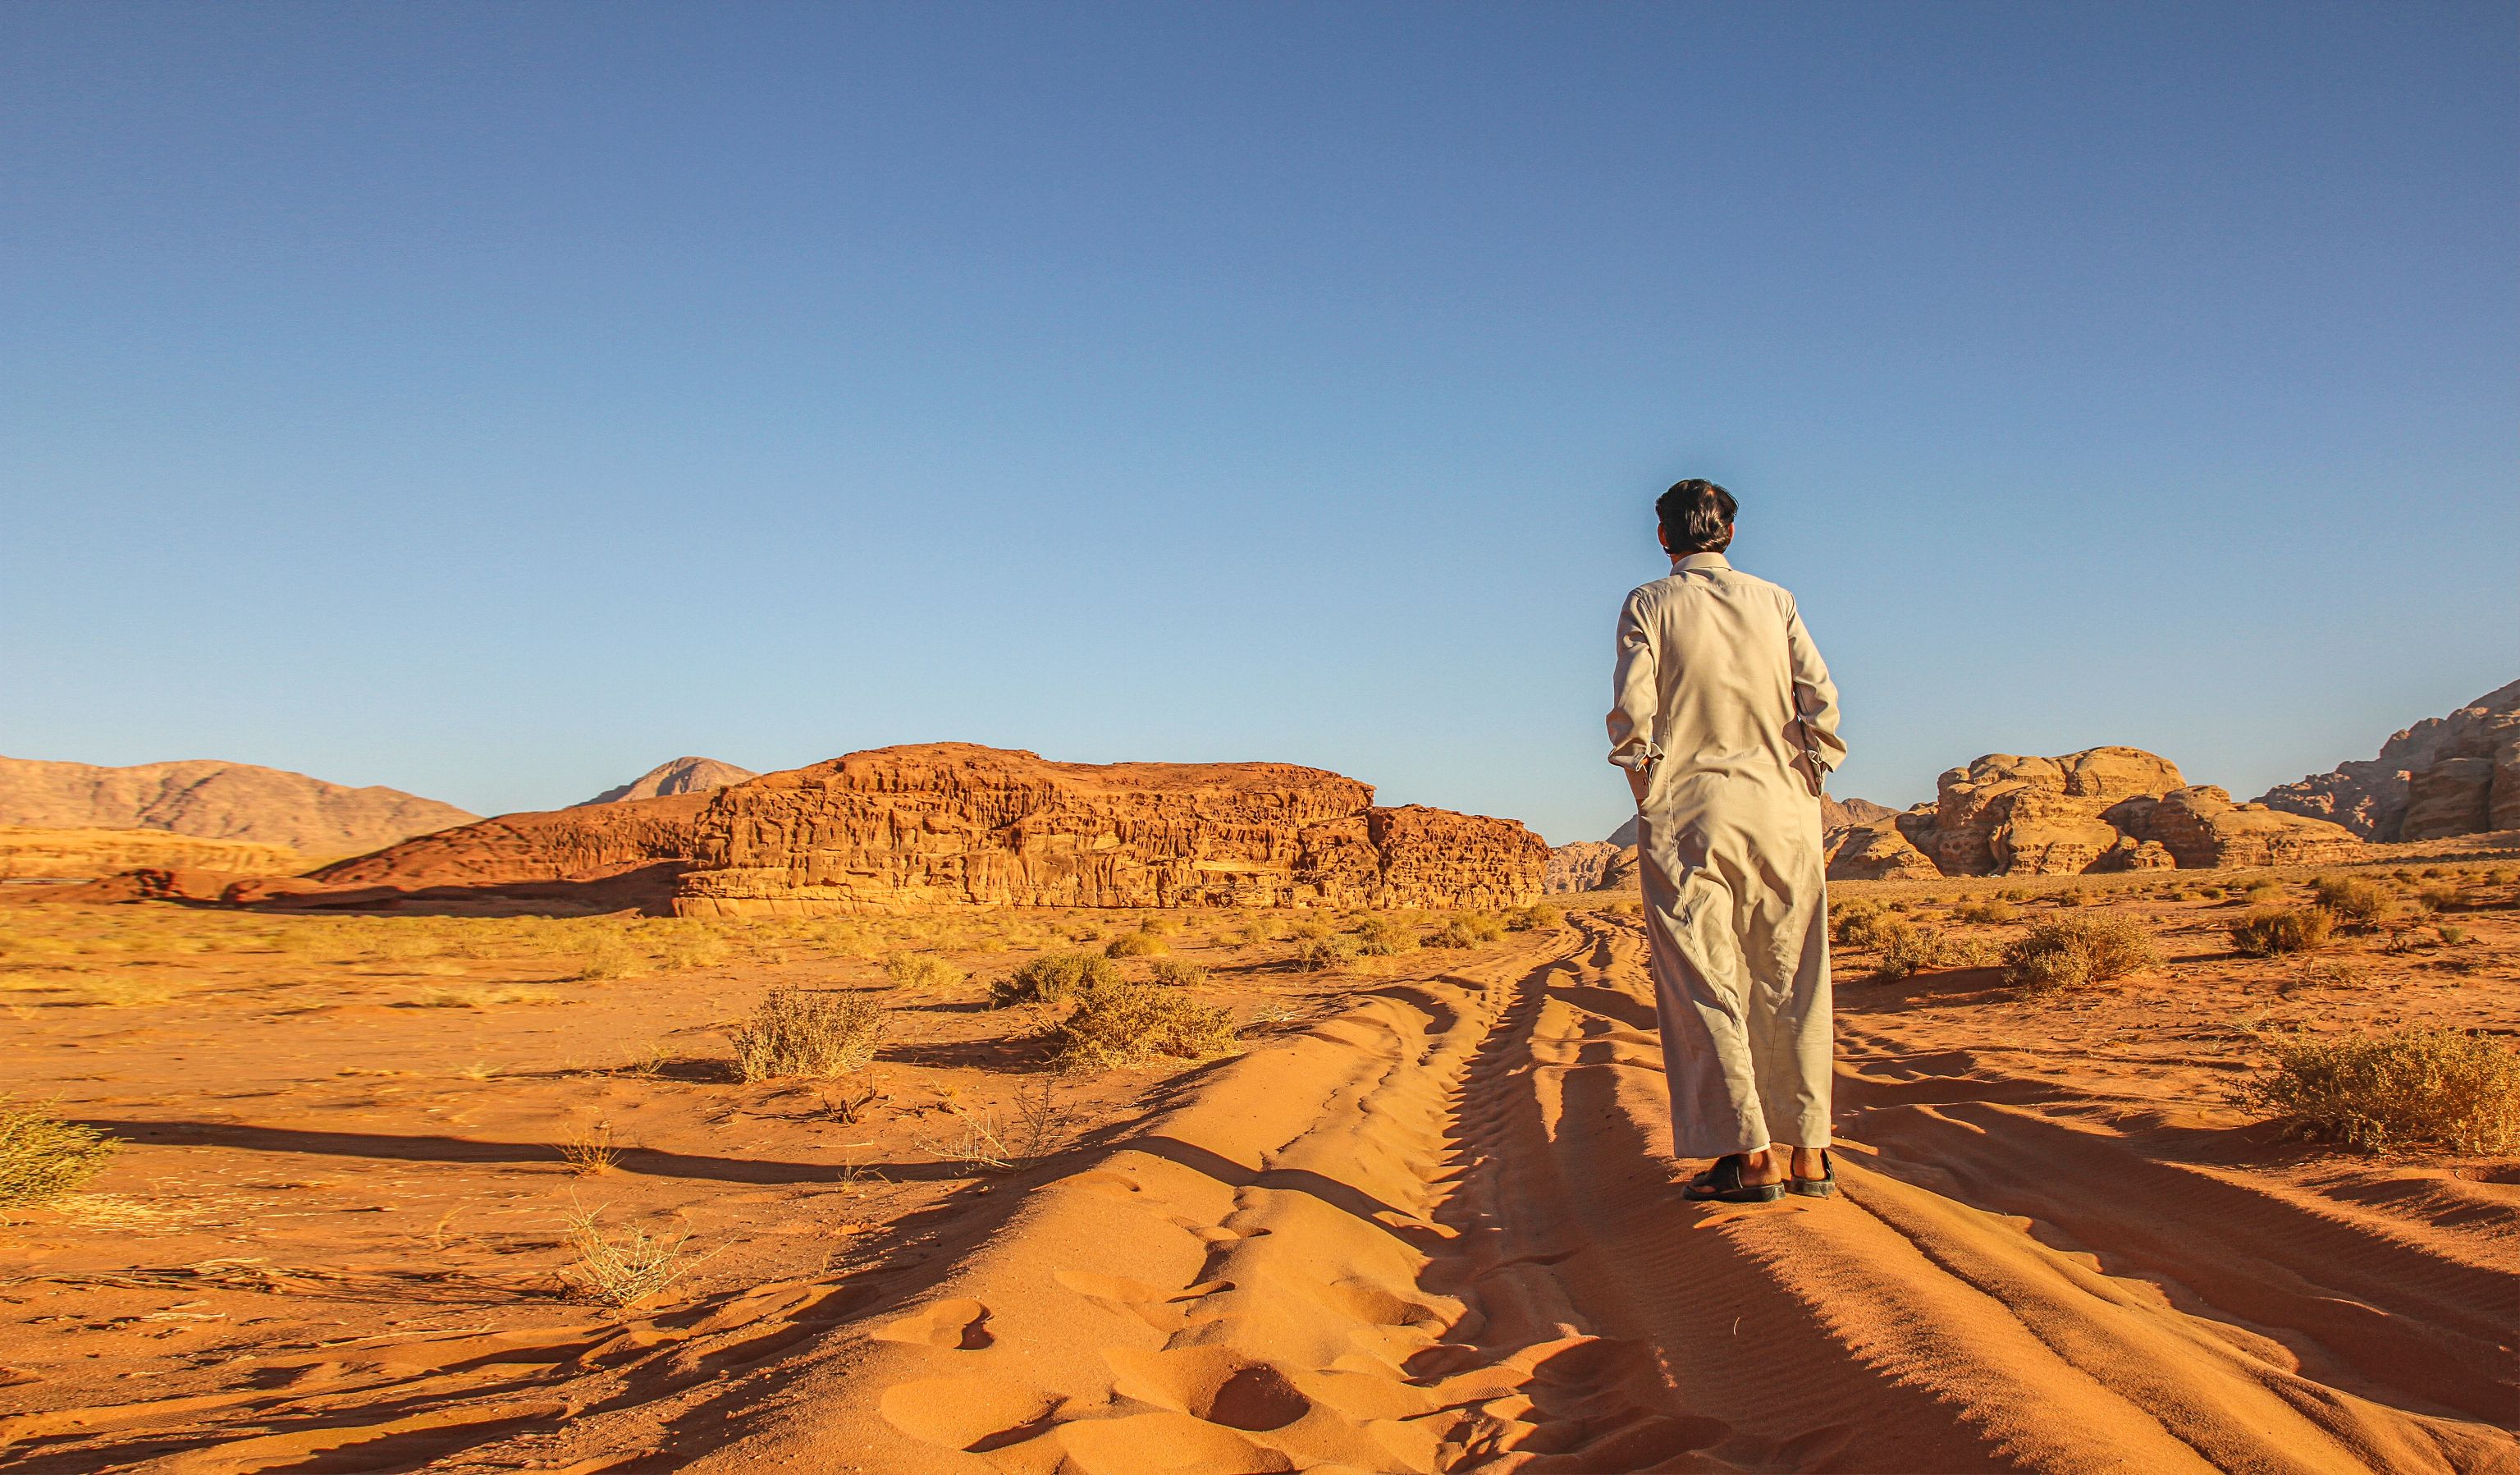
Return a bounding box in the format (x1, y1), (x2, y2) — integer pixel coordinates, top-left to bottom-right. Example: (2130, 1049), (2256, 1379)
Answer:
(2255, 679), (2520, 841)
(0, 826), (307, 881)
(579, 757), (758, 807)
(0, 756), (474, 854)
(1828, 747), (2363, 880)
(1546, 841), (1624, 894)
(674, 745), (1544, 916)
(270, 745), (1544, 915)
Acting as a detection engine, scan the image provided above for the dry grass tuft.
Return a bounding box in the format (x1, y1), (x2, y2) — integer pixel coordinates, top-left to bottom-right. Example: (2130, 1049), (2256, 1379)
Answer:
(923, 1079), (1077, 1172)
(572, 935), (646, 981)
(1506, 904), (1563, 932)
(557, 1121), (621, 1175)
(729, 987), (884, 1081)
(990, 951), (1121, 1008)
(2310, 877), (2394, 925)
(2247, 1028), (2520, 1154)
(1951, 899), (2019, 925)
(1147, 957), (1210, 987)
(1105, 930), (1169, 959)
(2002, 915), (2159, 995)
(2230, 908), (2335, 957)
(1425, 913), (1507, 949)
(1832, 900), (1899, 950)
(1052, 977), (1237, 1071)
(882, 952), (965, 991)
(1352, 916), (1416, 956)
(563, 1204), (696, 1307)
(2294, 959), (2371, 990)
(0, 1099), (118, 1207)
(1292, 934), (1360, 972)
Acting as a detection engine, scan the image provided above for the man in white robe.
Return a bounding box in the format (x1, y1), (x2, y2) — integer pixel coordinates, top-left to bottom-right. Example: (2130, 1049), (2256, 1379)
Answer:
(1607, 479), (1845, 1202)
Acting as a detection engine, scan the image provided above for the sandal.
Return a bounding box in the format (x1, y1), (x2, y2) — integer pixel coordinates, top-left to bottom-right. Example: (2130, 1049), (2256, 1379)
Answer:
(1683, 1153), (1783, 1204)
(1789, 1150), (1836, 1198)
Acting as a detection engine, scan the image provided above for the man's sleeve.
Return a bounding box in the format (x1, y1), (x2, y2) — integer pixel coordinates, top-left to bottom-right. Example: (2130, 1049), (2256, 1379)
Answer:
(1785, 596), (1847, 772)
(1606, 590), (1661, 772)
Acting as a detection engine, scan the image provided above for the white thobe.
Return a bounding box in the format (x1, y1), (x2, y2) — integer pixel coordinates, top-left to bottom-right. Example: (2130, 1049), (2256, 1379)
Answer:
(1607, 552), (1845, 1157)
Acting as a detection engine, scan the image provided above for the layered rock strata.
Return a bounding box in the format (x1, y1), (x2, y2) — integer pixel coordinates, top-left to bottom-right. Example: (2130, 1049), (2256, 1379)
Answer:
(1826, 746), (2362, 880)
(673, 745), (1544, 915)
(2255, 679), (2520, 841)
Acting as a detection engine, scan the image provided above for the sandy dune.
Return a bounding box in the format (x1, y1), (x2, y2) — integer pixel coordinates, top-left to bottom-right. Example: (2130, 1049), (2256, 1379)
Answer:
(4, 892), (2513, 1473)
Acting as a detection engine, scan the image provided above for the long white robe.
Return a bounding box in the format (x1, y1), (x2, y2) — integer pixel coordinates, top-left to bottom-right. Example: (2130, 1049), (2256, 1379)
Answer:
(1607, 552), (1845, 1157)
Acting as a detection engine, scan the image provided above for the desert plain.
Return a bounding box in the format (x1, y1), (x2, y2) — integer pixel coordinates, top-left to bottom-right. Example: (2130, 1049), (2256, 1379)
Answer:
(2, 833), (2514, 1473)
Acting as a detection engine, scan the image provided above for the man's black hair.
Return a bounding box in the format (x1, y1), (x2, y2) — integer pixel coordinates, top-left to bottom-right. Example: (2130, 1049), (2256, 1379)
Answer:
(1657, 479), (1736, 554)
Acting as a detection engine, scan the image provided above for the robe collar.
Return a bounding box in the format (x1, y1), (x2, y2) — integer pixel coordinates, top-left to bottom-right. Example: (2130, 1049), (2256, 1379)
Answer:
(1670, 552), (1731, 573)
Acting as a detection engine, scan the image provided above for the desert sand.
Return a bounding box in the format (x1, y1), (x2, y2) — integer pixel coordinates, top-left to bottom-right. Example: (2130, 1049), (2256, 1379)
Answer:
(2, 845), (2514, 1473)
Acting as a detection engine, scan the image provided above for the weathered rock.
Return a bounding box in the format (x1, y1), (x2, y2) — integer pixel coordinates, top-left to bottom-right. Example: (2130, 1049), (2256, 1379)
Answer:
(1928, 749), (2187, 877)
(579, 757), (758, 807)
(1824, 816), (1941, 881)
(0, 755), (473, 854)
(2256, 679), (2520, 841)
(2125, 786), (2364, 869)
(673, 745), (1544, 915)
(0, 826), (306, 881)
(1547, 841), (1624, 894)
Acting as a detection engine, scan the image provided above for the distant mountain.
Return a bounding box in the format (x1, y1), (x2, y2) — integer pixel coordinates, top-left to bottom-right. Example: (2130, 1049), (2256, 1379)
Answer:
(579, 757), (758, 807)
(0, 756), (475, 854)
(2254, 679), (2519, 841)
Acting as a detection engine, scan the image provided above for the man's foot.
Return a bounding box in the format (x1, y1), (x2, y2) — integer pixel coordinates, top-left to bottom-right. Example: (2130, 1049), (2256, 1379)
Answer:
(1683, 1153), (1784, 1203)
(1786, 1146), (1836, 1198)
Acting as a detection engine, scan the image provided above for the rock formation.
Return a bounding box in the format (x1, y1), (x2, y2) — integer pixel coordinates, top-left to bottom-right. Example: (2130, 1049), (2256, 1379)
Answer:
(1551, 790), (1892, 893)
(1546, 841), (1624, 894)
(2255, 680), (2520, 841)
(0, 756), (475, 854)
(1827, 746), (2362, 880)
(579, 757), (758, 807)
(674, 745), (1544, 915)
(254, 744), (1544, 915)
(0, 826), (307, 882)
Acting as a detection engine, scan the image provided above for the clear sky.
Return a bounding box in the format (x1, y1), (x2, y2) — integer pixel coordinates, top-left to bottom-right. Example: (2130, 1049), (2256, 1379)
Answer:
(4, 3), (2513, 845)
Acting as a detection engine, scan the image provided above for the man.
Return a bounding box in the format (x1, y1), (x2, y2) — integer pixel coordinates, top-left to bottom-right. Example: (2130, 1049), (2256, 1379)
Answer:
(1607, 479), (1845, 1203)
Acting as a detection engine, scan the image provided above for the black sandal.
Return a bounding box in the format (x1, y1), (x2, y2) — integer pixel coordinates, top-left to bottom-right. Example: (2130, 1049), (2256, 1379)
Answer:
(1684, 1153), (1783, 1203)
(1789, 1149), (1836, 1198)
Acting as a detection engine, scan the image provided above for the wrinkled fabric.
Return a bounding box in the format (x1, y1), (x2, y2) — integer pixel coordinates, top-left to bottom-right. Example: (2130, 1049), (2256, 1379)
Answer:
(1607, 552), (1843, 1156)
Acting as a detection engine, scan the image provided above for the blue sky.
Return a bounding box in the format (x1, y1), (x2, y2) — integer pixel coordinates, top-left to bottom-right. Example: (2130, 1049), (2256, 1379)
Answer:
(3, 2), (2513, 845)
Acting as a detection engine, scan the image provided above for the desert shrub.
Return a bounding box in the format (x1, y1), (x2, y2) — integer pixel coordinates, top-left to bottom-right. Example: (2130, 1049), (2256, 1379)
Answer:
(655, 929), (729, 971)
(991, 951), (1121, 1007)
(2241, 880), (2283, 903)
(1148, 957), (1210, 987)
(1951, 899), (2017, 926)
(1425, 914), (1506, 949)
(2052, 887), (2088, 908)
(1352, 916), (1416, 956)
(1293, 934), (1360, 972)
(1137, 914), (1183, 936)
(1833, 903), (1902, 951)
(1105, 931), (1169, 959)
(564, 1206), (694, 1307)
(0, 1100), (117, 1207)
(1604, 898), (1642, 917)
(1291, 921), (1331, 941)
(574, 934), (646, 981)
(1051, 978), (1237, 1070)
(1505, 904), (1563, 932)
(883, 952), (964, 991)
(2391, 868), (2418, 882)
(2311, 877), (2394, 925)
(2436, 924), (2470, 946)
(2230, 908), (2334, 958)
(2487, 867), (2515, 886)
(1873, 926), (1941, 981)
(2246, 1028), (2520, 1154)
(729, 987), (883, 1081)
(2003, 915), (2159, 995)
(2415, 883), (2464, 914)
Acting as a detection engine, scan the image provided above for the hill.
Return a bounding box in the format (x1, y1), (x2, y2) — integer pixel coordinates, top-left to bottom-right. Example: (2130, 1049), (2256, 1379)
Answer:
(2254, 678), (2519, 841)
(0, 756), (475, 855)
(578, 756), (758, 806)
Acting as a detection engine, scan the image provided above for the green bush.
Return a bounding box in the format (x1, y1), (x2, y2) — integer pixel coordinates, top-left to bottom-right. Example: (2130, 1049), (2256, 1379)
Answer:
(2247, 1028), (2519, 1153)
(991, 951), (1123, 1007)
(728, 988), (884, 1082)
(2002, 915), (2159, 995)
(2230, 908), (2335, 958)
(0, 1099), (117, 1207)
(2311, 877), (2394, 925)
(1052, 978), (1237, 1071)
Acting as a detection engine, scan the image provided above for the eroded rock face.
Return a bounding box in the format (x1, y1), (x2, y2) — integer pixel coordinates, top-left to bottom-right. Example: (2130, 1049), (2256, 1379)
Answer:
(1546, 841), (1624, 894)
(2255, 680), (2520, 841)
(672, 745), (1544, 915)
(1827, 747), (2363, 880)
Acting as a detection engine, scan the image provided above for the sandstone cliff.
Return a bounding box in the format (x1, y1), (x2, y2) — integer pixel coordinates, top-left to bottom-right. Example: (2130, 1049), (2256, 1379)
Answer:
(1827, 746), (2362, 880)
(2255, 680), (2520, 841)
(579, 757), (758, 807)
(0, 756), (474, 855)
(674, 745), (1544, 915)
(260, 745), (1543, 915)
(1546, 841), (1624, 894)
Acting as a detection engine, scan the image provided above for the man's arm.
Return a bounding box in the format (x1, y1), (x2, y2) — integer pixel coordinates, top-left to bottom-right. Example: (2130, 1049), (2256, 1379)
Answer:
(1784, 597), (1845, 791)
(1606, 590), (1660, 808)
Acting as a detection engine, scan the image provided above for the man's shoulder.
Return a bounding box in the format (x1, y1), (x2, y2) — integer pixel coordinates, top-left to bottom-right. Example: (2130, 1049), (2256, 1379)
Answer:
(1626, 564), (1798, 607)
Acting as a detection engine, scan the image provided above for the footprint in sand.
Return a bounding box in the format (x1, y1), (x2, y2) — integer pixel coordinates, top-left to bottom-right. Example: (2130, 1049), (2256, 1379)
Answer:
(867, 1297), (993, 1349)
